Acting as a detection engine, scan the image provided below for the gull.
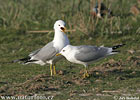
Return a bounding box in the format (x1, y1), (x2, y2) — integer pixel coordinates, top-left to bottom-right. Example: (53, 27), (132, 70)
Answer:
(13, 20), (70, 76)
(56, 44), (125, 78)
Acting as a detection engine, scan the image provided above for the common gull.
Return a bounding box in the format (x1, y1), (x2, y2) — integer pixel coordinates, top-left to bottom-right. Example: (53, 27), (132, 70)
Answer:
(56, 44), (125, 78)
(14, 20), (70, 76)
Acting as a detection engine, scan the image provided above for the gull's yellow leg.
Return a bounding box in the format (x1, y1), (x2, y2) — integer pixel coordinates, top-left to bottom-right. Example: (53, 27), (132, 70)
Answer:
(50, 64), (53, 76)
(53, 65), (56, 75)
(83, 67), (89, 78)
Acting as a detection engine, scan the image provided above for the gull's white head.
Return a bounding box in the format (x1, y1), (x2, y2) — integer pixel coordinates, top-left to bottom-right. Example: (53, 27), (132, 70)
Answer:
(59, 45), (72, 56)
(54, 20), (66, 32)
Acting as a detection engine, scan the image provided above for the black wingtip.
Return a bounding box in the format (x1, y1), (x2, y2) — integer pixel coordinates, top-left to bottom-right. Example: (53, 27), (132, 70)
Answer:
(112, 44), (126, 50)
(12, 57), (31, 63)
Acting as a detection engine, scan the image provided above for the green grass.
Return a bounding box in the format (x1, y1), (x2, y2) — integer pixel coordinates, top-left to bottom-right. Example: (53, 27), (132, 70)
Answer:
(0, 0), (140, 100)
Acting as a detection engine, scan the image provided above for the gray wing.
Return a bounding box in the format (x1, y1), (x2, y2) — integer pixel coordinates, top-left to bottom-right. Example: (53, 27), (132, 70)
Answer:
(75, 45), (109, 62)
(29, 48), (41, 57)
(33, 42), (58, 62)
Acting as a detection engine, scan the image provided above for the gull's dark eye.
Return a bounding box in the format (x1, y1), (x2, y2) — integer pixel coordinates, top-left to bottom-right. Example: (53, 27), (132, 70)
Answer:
(63, 50), (65, 52)
(58, 24), (60, 26)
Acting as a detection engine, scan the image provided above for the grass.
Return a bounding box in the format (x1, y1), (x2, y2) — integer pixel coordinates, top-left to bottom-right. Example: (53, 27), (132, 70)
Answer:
(0, 0), (140, 100)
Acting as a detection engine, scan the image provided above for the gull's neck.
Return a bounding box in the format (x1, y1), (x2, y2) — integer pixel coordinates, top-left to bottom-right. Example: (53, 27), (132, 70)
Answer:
(53, 30), (65, 41)
(53, 30), (69, 51)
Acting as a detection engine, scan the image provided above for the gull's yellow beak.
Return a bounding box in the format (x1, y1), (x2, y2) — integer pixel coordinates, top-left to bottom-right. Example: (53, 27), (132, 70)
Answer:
(60, 27), (66, 33)
(56, 53), (61, 56)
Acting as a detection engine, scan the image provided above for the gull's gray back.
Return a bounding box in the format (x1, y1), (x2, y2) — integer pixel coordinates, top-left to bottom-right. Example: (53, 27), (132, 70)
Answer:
(74, 45), (109, 62)
(32, 42), (58, 62)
